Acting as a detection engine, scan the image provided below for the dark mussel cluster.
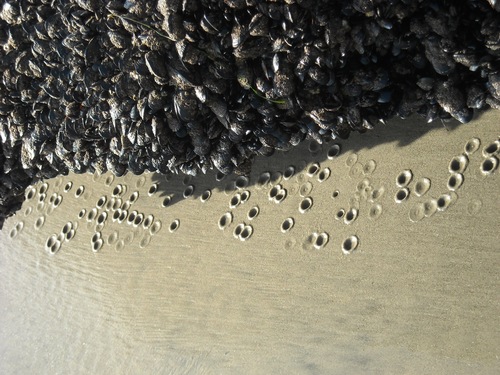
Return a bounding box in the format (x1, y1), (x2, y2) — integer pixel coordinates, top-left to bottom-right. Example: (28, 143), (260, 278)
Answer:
(1, 0), (499, 227)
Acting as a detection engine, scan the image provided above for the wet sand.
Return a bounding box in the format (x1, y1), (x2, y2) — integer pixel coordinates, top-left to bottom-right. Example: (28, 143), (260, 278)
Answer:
(0, 111), (499, 374)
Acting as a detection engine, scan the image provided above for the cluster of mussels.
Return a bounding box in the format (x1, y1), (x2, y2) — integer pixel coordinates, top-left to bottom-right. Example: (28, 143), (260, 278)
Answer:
(1, 0), (499, 228)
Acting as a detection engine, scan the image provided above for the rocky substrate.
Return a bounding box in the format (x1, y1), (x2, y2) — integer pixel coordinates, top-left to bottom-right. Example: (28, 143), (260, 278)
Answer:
(1, 0), (499, 228)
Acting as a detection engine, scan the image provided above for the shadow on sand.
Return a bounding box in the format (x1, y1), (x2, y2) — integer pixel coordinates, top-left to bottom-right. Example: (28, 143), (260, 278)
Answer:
(149, 111), (487, 206)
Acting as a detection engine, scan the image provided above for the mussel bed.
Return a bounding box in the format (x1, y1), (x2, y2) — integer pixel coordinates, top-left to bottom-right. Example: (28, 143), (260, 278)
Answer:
(0, 0), (499, 227)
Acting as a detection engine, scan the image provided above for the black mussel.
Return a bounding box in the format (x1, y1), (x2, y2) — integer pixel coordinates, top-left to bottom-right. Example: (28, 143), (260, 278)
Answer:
(147, 90), (166, 113)
(307, 65), (331, 86)
(466, 85), (486, 109)
(145, 51), (167, 78)
(254, 76), (272, 96)
(224, 0), (246, 10)
(231, 24), (248, 49)
(157, 0), (181, 15)
(249, 13), (268, 37)
(174, 89), (198, 122)
(200, 12), (222, 35)
(234, 37), (271, 59)
(202, 70), (228, 94)
(195, 86), (229, 128)
(273, 71), (295, 97)
(417, 77), (435, 91)
(166, 112), (182, 133)
(423, 35), (456, 75)
(162, 12), (185, 41)
(236, 60), (254, 90)
(487, 74), (500, 100)
(435, 80), (473, 123)
(176, 40), (206, 65)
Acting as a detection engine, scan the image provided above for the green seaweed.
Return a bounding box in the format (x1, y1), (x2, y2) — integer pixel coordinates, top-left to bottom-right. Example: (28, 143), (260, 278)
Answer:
(249, 87), (287, 105)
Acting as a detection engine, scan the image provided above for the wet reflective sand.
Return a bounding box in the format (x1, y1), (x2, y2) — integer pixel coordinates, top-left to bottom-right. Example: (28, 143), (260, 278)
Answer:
(1, 112), (499, 374)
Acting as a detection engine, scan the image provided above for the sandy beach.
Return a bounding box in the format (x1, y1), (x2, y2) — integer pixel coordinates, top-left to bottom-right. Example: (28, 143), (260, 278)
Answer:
(0, 111), (498, 374)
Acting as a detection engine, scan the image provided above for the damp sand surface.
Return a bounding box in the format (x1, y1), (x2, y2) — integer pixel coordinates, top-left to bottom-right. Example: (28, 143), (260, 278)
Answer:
(1, 112), (499, 374)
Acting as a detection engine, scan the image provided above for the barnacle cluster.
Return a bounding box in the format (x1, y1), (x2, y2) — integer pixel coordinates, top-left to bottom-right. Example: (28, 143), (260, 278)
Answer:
(0, 0), (499, 227)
